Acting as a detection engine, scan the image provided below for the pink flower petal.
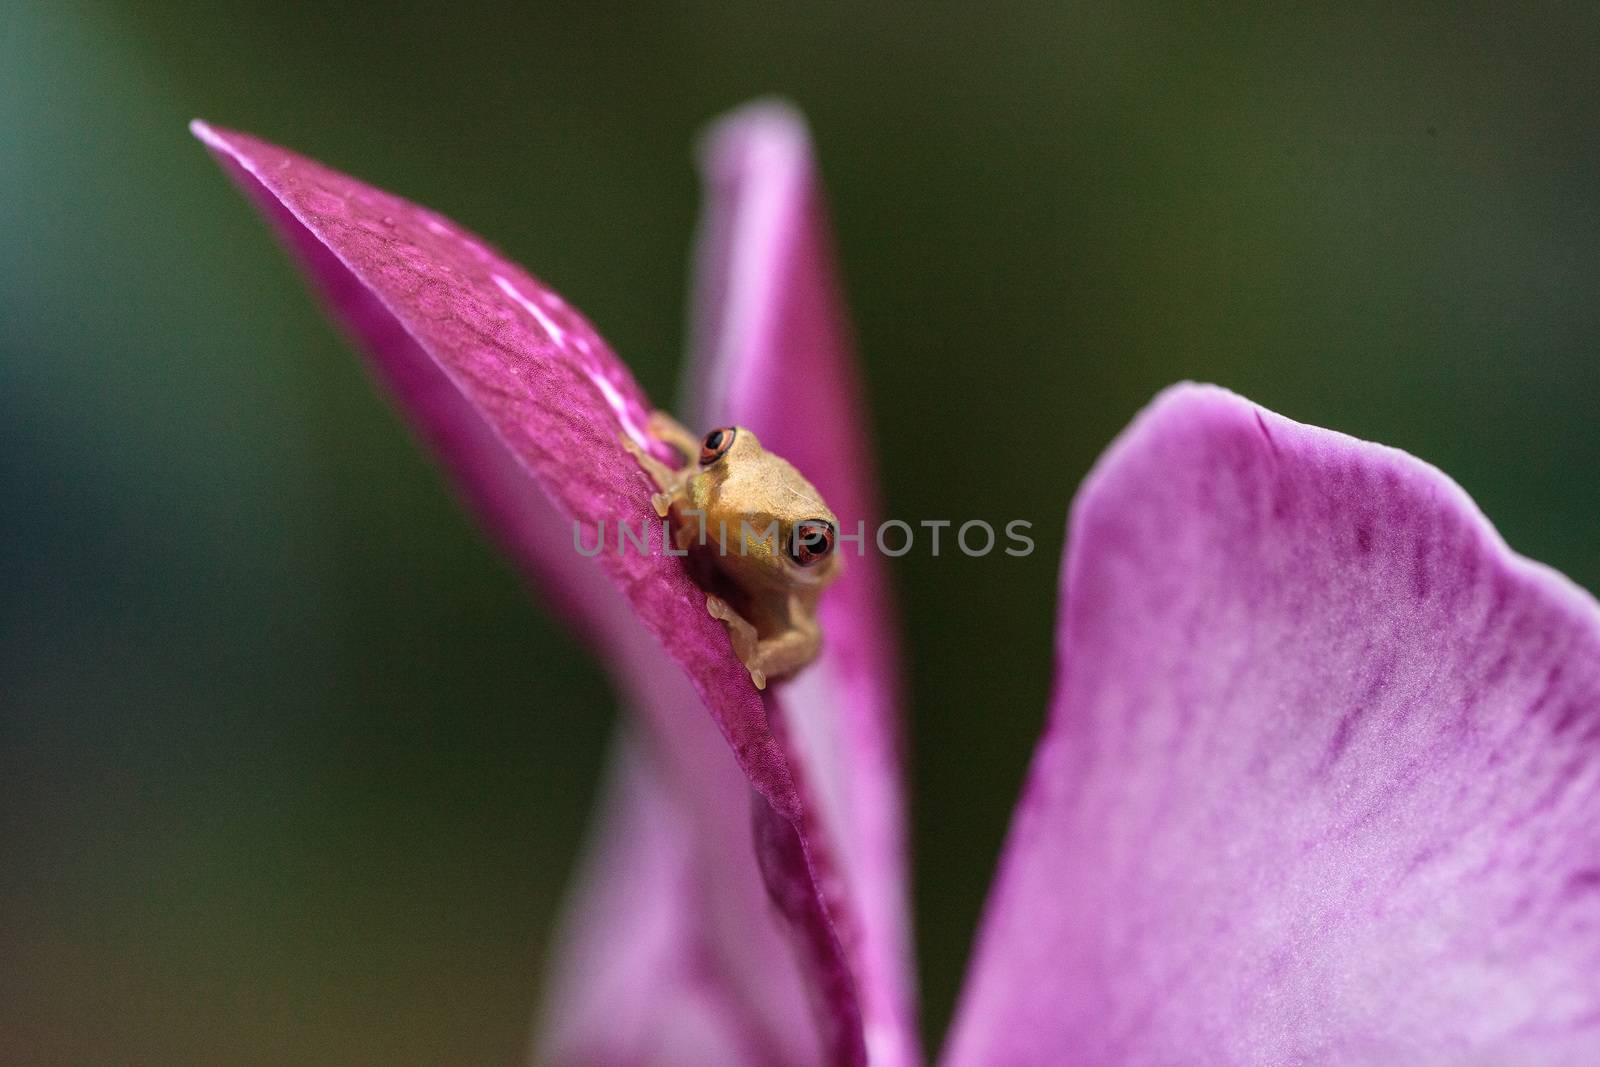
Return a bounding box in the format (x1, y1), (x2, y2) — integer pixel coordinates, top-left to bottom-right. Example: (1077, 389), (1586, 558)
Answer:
(688, 102), (920, 1067)
(539, 727), (817, 1066)
(194, 119), (887, 1062)
(192, 121), (800, 816)
(945, 385), (1600, 1065)
(539, 633), (827, 1065)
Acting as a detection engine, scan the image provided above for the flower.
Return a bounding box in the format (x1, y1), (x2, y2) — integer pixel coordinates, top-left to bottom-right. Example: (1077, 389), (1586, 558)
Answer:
(195, 103), (1600, 1065)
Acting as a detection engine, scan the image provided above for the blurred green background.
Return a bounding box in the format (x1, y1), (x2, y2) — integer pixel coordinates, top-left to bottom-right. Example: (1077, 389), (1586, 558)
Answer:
(3, 2), (1597, 1063)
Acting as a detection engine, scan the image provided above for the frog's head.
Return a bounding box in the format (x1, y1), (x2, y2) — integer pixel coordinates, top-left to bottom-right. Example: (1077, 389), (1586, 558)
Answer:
(686, 426), (841, 592)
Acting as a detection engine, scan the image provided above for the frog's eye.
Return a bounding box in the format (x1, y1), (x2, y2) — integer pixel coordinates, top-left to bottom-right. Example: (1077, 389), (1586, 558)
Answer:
(788, 519), (836, 567)
(699, 427), (736, 465)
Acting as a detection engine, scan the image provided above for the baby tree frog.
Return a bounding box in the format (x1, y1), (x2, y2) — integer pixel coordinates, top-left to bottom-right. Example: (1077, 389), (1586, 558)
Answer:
(625, 412), (840, 689)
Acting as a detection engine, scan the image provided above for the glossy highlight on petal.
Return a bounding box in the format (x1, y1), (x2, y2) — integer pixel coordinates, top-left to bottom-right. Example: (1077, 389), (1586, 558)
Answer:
(945, 385), (1600, 1065)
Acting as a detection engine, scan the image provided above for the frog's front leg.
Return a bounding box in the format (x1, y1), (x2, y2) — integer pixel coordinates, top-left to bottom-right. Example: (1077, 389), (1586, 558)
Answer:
(705, 594), (763, 685)
(620, 432), (681, 500)
(646, 410), (701, 467)
(705, 593), (821, 690)
(620, 410), (697, 515)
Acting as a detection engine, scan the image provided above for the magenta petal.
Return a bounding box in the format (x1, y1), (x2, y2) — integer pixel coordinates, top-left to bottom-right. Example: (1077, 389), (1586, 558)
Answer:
(191, 120), (800, 816)
(539, 726), (819, 1065)
(540, 639), (825, 1065)
(945, 385), (1600, 1065)
(537, 732), (754, 1065)
(195, 121), (865, 1061)
(688, 102), (920, 1067)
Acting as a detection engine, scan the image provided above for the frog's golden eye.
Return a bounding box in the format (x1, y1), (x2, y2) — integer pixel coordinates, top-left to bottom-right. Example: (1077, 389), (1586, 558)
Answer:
(789, 519), (835, 567)
(699, 427), (736, 465)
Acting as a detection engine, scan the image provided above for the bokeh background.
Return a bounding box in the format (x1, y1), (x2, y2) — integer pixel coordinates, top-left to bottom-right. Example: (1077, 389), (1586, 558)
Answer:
(4, 2), (1598, 1063)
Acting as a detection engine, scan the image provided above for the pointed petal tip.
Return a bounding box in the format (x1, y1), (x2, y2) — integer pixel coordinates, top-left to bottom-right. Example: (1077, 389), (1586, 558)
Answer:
(698, 98), (813, 176)
(189, 118), (227, 150)
(704, 96), (809, 141)
(190, 120), (256, 171)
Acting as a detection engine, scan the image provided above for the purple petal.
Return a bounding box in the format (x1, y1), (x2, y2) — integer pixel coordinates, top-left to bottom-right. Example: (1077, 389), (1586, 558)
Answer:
(537, 731), (752, 1065)
(195, 120), (844, 1055)
(539, 726), (820, 1066)
(945, 385), (1600, 1065)
(538, 631), (829, 1065)
(688, 102), (920, 1066)
(191, 121), (802, 817)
